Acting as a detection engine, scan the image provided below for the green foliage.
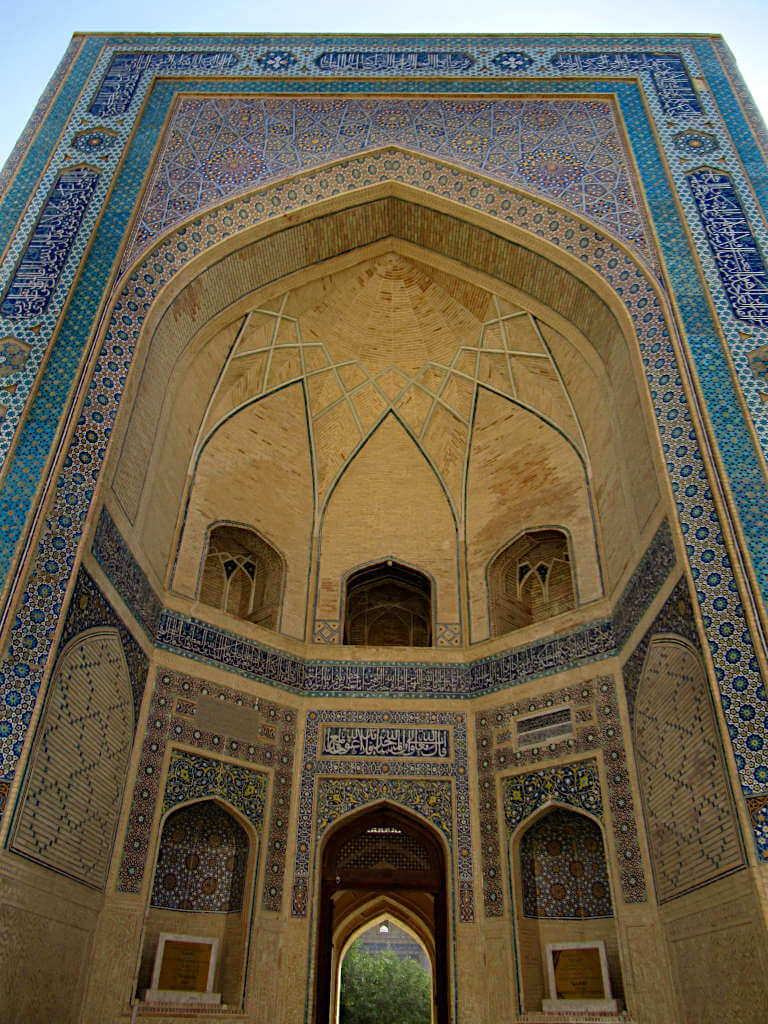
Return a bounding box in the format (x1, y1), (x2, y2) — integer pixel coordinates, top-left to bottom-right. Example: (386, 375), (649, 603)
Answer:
(339, 940), (432, 1024)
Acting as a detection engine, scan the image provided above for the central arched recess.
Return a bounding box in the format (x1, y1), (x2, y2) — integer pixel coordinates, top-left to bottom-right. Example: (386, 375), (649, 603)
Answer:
(108, 184), (663, 652)
(315, 804), (449, 1024)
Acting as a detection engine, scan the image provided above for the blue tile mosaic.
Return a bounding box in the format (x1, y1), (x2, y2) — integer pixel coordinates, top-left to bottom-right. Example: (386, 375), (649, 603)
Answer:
(89, 51), (240, 117)
(162, 747), (267, 832)
(503, 758), (603, 831)
(91, 507), (162, 638)
(477, 677), (646, 914)
(292, 708), (473, 921)
(1, 167), (99, 318)
(688, 168), (768, 327)
(549, 52), (701, 117)
(118, 667), (295, 911)
(313, 51), (473, 74)
(0, 34), (765, 865)
(83, 511), (669, 699)
(123, 96), (652, 269)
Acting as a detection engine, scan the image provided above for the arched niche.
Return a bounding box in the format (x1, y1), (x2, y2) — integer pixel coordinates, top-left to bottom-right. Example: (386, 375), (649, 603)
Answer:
(10, 628), (133, 889)
(487, 528), (575, 637)
(510, 804), (625, 1013)
(104, 184), (665, 649)
(199, 522), (285, 630)
(343, 560), (433, 647)
(633, 637), (744, 903)
(138, 798), (256, 1008)
(315, 803), (449, 1024)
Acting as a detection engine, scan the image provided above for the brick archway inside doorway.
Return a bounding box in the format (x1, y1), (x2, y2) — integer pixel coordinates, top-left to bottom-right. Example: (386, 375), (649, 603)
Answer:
(315, 803), (449, 1024)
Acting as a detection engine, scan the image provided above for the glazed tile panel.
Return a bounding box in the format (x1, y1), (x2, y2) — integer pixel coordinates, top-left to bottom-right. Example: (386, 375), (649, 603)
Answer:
(124, 96), (653, 266)
(117, 668), (295, 913)
(0, 36), (766, 862)
(520, 805), (614, 919)
(150, 795), (249, 912)
(97, 508), (671, 697)
(292, 709), (474, 922)
(477, 679), (646, 915)
(0, 140), (761, 861)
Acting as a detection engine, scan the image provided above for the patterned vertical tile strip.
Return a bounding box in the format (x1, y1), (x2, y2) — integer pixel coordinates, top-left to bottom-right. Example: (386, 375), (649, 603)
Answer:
(150, 799), (249, 912)
(1, 167), (100, 319)
(687, 168), (768, 326)
(117, 668), (294, 913)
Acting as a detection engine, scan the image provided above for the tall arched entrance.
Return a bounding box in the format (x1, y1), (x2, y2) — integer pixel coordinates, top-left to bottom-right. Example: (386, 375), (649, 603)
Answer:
(315, 804), (449, 1024)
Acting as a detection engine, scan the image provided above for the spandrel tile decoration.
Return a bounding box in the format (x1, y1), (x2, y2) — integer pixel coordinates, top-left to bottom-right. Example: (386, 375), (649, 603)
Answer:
(1, 31), (768, 1024)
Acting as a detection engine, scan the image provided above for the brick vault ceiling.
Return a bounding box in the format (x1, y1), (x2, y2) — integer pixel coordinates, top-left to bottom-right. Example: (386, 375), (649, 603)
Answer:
(193, 250), (587, 513)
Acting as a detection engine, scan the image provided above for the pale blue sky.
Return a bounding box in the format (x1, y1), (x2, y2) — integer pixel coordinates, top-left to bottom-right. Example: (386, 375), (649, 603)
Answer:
(0, 0), (767, 169)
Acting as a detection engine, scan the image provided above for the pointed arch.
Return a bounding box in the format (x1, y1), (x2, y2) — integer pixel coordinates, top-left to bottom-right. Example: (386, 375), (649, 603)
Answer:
(10, 628), (133, 889)
(315, 801), (449, 1024)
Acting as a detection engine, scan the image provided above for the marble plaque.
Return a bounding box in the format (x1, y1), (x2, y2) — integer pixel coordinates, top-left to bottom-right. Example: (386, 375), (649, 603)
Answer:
(145, 932), (221, 1004)
(543, 940), (620, 1013)
(157, 940), (212, 992)
(552, 946), (605, 1000)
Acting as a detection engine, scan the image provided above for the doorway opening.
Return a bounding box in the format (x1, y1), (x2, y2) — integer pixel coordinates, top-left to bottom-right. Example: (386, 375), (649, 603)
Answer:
(315, 804), (448, 1024)
(337, 916), (433, 1024)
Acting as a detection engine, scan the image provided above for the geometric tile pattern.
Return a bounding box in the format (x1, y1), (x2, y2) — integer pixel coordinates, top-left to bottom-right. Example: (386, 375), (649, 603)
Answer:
(0, 37), (765, 871)
(125, 96), (652, 267)
(0, 137), (759, 856)
(117, 668), (295, 914)
(10, 629), (134, 889)
(292, 709), (473, 922)
(520, 807), (613, 919)
(503, 759), (603, 831)
(150, 799), (249, 913)
(92, 507), (162, 639)
(92, 511), (670, 700)
(477, 677), (647, 915)
(634, 638), (746, 896)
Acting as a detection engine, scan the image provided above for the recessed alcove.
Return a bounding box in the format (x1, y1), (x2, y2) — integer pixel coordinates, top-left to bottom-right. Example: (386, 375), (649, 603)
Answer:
(344, 561), (433, 647)
(513, 807), (625, 1012)
(107, 201), (663, 653)
(138, 800), (253, 1008)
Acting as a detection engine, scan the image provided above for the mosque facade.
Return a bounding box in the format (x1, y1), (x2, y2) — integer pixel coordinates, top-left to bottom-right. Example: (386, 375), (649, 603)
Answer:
(1, 32), (768, 1023)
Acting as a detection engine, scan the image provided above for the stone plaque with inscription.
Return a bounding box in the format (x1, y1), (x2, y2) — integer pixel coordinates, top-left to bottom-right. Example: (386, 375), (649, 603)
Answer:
(158, 940), (212, 992)
(543, 941), (620, 1013)
(144, 933), (221, 1005)
(552, 946), (605, 999)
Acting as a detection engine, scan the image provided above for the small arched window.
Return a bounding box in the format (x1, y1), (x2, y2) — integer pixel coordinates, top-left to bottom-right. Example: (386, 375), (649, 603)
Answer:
(199, 524), (283, 630)
(344, 562), (432, 647)
(488, 529), (574, 637)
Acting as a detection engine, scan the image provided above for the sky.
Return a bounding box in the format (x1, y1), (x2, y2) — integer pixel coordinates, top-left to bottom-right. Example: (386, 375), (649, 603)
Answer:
(0, 0), (767, 168)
